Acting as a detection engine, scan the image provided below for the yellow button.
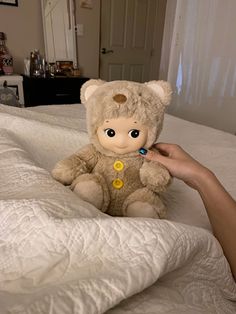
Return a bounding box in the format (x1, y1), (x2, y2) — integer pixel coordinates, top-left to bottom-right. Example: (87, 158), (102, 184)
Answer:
(112, 178), (124, 189)
(113, 160), (124, 171)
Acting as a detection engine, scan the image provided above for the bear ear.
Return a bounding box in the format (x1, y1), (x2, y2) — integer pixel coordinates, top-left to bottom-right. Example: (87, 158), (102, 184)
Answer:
(80, 79), (106, 104)
(146, 80), (172, 106)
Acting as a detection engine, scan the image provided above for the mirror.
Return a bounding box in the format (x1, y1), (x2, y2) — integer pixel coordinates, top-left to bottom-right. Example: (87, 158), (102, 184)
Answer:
(40, 0), (77, 68)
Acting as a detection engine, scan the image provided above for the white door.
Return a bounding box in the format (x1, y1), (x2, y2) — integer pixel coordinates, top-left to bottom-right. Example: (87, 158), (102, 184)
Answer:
(42, 0), (77, 66)
(99, 0), (167, 82)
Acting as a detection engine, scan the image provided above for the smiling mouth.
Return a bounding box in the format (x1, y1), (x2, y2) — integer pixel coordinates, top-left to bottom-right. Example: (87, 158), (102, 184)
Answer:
(115, 146), (128, 150)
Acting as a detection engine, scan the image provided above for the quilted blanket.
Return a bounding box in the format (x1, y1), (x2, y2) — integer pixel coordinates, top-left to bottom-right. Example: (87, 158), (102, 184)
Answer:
(0, 104), (235, 314)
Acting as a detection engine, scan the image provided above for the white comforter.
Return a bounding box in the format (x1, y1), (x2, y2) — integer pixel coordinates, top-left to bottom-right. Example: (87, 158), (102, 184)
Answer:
(0, 104), (235, 314)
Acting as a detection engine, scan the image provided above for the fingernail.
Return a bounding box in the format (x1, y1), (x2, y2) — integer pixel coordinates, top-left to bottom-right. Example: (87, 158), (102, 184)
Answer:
(139, 148), (147, 155)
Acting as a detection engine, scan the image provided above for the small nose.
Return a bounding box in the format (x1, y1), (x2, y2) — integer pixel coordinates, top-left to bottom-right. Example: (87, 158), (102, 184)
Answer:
(116, 134), (127, 147)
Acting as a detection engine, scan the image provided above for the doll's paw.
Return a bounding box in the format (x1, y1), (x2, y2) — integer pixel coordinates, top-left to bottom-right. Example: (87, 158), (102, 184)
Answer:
(140, 161), (172, 193)
(126, 202), (160, 218)
(52, 165), (74, 185)
(52, 157), (87, 185)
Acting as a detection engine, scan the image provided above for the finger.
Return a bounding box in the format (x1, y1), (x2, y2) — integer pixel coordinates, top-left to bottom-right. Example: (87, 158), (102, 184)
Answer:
(155, 142), (175, 151)
(145, 150), (170, 166)
(139, 148), (160, 160)
(154, 143), (174, 156)
(139, 148), (174, 173)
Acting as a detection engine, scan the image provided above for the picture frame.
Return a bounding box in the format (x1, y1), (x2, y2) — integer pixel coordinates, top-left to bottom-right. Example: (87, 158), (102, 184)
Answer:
(55, 60), (74, 76)
(0, 0), (18, 6)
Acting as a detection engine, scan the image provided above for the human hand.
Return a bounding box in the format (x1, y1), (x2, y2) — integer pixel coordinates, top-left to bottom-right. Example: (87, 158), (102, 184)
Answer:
(139, 143), (212, 190)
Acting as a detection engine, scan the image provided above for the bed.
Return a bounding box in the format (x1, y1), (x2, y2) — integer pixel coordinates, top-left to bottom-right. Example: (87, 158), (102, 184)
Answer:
(0, 103), (235, 314)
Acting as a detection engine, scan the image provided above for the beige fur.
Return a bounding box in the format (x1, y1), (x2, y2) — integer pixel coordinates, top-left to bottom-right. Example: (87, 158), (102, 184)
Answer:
(52, 79), (172, 218)
(73, 174), (105, 211)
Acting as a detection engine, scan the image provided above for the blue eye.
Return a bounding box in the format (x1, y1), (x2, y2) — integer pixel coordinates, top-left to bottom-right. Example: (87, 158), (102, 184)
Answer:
(128, 129), (140, 138)
(104, 128), (116, 137)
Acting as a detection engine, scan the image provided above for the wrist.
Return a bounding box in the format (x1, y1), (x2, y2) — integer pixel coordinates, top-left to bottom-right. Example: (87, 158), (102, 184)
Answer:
(194, 167), (216, 191)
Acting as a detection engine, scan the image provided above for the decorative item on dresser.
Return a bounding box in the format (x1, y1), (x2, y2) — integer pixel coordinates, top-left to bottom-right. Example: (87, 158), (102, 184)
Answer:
(0, 74), (24, 106)
(22, 75), (89, 107)
(0, 32), (13, 75)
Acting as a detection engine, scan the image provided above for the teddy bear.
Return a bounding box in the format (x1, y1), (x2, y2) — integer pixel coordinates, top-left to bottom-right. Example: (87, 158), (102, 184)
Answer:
(52, 79), (172, 218)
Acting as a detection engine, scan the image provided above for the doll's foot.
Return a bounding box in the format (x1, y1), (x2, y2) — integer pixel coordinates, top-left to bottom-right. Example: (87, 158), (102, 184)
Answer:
(71, 173), (109, 212)
(126, 202), (161, 218)
(74, 180), (103, 209)
(122, 188), (167, 218)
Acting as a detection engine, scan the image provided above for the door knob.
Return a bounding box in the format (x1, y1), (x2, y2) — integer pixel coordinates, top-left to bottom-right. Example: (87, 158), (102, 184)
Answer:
(101, 48), (114, 54)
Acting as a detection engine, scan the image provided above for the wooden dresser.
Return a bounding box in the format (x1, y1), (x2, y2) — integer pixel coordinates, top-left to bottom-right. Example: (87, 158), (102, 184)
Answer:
(22, 75), (89, 107)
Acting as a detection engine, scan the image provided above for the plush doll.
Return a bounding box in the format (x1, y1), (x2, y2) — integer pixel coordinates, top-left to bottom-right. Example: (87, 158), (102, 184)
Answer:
(52, 79), (172, 218)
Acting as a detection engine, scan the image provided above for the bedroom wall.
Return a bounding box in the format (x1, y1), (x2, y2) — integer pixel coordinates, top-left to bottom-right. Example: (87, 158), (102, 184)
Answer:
(0, 0), (100, 78)
(0, 0), (45, 74)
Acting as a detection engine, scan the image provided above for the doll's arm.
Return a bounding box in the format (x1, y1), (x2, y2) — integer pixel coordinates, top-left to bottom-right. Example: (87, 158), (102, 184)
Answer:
(51, 144), (98, 185)
(140, 160), (172, 193)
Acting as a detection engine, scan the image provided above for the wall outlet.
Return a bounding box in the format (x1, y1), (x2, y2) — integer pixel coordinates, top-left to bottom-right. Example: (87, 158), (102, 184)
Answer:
(76, 24), (84, 36)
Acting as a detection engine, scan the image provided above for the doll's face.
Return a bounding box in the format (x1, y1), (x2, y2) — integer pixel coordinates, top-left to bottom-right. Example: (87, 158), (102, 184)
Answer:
(97, 117), (148, 154)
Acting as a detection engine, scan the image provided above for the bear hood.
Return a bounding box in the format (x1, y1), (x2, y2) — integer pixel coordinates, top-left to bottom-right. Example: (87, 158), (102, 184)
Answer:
(80, 79), (172, 157)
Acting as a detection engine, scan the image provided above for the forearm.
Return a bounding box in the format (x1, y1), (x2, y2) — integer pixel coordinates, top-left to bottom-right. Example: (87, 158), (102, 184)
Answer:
(196, 169), (236, 279)
(141, 143), (236, 278)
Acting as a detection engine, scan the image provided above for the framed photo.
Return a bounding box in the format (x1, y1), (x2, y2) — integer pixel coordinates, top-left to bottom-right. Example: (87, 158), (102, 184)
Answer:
(55, 60), (74, 76)
(0, 0), (18, 6)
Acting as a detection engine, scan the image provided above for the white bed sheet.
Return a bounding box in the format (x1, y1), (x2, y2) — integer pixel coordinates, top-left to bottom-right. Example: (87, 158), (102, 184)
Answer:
(0, 104), (235, 314)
